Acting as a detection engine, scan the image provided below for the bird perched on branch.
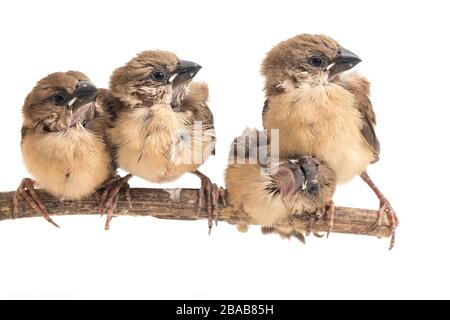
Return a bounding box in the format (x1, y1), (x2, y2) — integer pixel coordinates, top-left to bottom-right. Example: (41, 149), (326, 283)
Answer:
(225, 129), (336, 241)
(103, 50), (223, 234)
(15, 71), (128, 227)
(261, 34), (398, 248)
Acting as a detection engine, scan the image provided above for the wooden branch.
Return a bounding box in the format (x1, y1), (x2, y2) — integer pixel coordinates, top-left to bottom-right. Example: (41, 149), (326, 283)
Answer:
(0, 188), (390, 238)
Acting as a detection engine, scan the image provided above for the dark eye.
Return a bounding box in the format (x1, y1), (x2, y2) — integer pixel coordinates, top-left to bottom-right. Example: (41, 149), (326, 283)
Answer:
(308, 56), (325, 68)
(51, 92), (67, 105)
(307, 183), (319, 196)
(151, 70), (166, 82)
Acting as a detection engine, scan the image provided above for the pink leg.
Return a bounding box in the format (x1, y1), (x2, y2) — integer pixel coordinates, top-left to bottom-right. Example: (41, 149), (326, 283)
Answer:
(192, 170), (226, 235)
(326, 200), (335, 238)
(360, 171), (399, 250)
(13, 178), (59, 228)
(97, 174), (132, 230)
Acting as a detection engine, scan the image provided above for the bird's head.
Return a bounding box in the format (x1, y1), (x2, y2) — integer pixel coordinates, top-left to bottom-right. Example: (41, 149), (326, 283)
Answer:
(22, 71), (98, 132)
(262, 34), (361, 94)
(109, 50), (202, 110)
(267, 157), (320, 200)
(266, 155), (336, 212)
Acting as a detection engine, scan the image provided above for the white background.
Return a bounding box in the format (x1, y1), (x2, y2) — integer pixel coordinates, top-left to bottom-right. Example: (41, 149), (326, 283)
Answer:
(0, 0), (448, 299)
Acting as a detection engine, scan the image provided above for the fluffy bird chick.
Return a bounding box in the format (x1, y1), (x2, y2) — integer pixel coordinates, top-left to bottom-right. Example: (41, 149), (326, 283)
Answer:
(262, 34), (398, 248)
(14, 71), (120, 227)
(106, 51), (223, 233)
(225, 129), (336, 240)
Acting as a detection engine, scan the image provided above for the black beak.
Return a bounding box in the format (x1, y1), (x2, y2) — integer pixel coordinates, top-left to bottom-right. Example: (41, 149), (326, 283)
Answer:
(327, 47), (362, 77)
(68, 80), (98, 109)
(170, 60), (202, 83)
(67, 80), (97, 128)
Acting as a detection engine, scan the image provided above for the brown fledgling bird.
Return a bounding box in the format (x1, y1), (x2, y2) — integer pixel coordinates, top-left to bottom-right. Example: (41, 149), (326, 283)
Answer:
(225, 129), (336, 241)
(14, 71), (127, 227)
(104, 50), (223, 234)
(261, 34), (398, 248)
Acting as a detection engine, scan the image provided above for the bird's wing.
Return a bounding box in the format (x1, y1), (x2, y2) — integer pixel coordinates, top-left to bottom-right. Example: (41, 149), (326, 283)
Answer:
(359, 98), (380, 163)
(230, 128), (271, 166)
(262, 98), (270, 124)
(341, 74), (380, 163)
(93, 88), (120, 172)
(96, 88), (124, 122)
(180, 82), (216, 154)
(181, 81), (214, 128)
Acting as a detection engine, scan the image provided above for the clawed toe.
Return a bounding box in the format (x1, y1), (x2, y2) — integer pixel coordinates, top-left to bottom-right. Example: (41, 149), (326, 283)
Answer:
(199, 180), (224, 235)
(13, 178), (59, 228)
(370, 199), (398, 250)
(97, 174), (132, 230)
(360, 172), (399, 250)
(381, 200), (398, 250)
(306, 209), (322, 236)
(313, 231), (325, 238)
(195, 171), (225, 235)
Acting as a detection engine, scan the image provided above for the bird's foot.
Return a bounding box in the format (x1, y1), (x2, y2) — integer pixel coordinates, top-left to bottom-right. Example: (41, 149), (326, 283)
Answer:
(325, 200), (335, 238)
(97, 174), (132, 230)
(195, 172), (226, 235)
(360, 171), (399, 250)
(13, 178), (59, 228)
(305, 209), (326, 238)
(371, 198), (399, 250)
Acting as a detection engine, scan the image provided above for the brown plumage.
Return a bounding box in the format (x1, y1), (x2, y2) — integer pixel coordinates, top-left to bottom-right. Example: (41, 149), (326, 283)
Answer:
(104, 50), (223, 233)
(15, 71), (118, 227)
(225, 129), (336, 240)
(261, 34), (398, 248)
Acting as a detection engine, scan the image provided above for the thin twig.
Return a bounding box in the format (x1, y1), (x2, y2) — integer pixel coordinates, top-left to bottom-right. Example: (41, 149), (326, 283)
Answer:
(0, 188), (390, 238)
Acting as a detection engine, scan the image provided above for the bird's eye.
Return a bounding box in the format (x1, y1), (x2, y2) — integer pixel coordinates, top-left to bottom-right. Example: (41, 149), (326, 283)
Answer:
(307, 183), (319, 196)
(51, 92), (67, 106)
(151, 70), (166, 82)
(308, 56), (325, 68)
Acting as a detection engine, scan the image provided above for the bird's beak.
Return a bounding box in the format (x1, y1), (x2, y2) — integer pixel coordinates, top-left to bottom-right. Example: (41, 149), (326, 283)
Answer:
(327, 47), (362, 77)
(68, 80), (98, 109)
(67, 80), (98, 128)
(169, 60), (202, 84)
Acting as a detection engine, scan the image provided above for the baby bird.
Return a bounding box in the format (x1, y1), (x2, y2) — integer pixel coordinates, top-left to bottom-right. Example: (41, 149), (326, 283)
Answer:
(105, 51), (223, 233)
(15, 71), (120, 227)
(225, 129), (336, 240)
(261, 34), (398, 248)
